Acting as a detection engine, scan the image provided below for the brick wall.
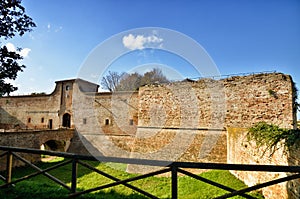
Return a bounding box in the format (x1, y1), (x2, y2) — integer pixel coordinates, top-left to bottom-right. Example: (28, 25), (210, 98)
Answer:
(0, 82), (63, 130)
(138, 73), (295, 129)
(72, 73), (295, 169)
(0, 129), (74, 170)
(122, 73), (295, 174)
(227, 127), (300, 199)
(223, 73), (295, 129)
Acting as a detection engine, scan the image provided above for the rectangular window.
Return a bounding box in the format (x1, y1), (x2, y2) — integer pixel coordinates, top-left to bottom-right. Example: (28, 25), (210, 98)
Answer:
(41, 117), (44, 123)
(129, 119), (134, 125)
(83, 118), (87, 124)
(28, 118), (31, 123)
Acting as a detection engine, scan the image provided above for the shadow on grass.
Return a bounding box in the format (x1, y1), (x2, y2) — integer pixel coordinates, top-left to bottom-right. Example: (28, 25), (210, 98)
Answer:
(0, 182), (149, 199)
(0, 158), (151, 199)
(0, 157), (102, 183)
(0, 157), (264, 199)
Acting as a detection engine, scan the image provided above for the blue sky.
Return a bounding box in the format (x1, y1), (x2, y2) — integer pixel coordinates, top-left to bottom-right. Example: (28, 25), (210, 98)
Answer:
(3, 1), (300, 103)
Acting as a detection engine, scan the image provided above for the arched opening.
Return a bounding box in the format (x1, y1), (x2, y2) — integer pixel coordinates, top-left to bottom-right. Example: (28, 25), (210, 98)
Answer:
(40, 140), (67, 161)
(62, 113), (71, 128)
(41, 140), (66, 152)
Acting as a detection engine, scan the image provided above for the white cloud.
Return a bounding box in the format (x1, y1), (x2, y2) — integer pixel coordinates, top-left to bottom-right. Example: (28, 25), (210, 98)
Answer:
(19, 48), (31, 58)
(5, 42), (31, 58)
(5, 42), (16, 51)
(122, 34), (144, 50)
(122, 34), (163, 50)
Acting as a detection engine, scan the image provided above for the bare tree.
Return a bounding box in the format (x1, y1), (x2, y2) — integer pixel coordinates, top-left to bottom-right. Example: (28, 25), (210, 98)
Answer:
(101, 68), (169, 92)
(101, 71), (125, 92)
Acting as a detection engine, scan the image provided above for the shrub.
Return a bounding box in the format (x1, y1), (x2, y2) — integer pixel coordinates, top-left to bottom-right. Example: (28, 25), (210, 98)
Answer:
(247, 122), (300, 157)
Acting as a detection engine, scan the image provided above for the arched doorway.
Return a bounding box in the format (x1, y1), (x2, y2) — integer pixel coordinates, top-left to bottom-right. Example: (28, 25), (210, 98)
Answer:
(62, 113), (71, 128)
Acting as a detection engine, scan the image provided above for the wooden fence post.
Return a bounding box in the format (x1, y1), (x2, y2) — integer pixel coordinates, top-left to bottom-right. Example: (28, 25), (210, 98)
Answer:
(6, 151), (13, 185)
(171, 166), (178, 199)
(71, 158), (78, 193)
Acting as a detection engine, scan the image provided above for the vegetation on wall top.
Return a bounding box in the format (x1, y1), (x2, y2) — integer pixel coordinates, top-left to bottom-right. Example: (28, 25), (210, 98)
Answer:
(247, 122), (300, 157)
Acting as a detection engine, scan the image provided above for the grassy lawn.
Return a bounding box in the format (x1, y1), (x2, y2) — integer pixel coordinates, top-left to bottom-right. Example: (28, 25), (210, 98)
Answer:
(0, 157), (263, 199)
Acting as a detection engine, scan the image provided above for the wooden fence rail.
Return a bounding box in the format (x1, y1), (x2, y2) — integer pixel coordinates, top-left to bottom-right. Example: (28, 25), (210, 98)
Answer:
(0, 146), (299, 198)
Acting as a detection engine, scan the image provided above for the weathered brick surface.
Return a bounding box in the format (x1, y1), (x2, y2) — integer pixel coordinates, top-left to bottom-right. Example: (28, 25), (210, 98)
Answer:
(223, 74), (295, 128)
(0, 80), (69, 130)
(227, 127), (300, 199)
(106, 129), (227, 162)
(0, 129), (74, 170)
(0, 73), (295, 133)
(138, 73), (295, 129)
(123, 73), (295, 173)
(0, 79), (99, 130)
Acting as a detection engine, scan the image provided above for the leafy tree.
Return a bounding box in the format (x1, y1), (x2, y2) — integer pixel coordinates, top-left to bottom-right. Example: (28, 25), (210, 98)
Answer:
(101, 68), (169, 92)
(31, 92), (46, 96)
(0, 0), (36, 96)
(116, 72), (142, 91)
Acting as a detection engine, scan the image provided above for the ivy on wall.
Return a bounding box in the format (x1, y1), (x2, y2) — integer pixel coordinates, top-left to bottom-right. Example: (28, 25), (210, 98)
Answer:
(292, 80), (299, 122)
(247, 122), (300, 157)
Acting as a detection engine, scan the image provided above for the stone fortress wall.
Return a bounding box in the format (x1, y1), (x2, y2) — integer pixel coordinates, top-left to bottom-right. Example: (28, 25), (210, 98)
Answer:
(0, 79), (99, 130)
(71, 72), (297, 175)
(121, 73), (297, 176)
(0, 79), (72, 130)
(0, 72), (298, 198)
(137, 72), (295, 129)
(0, 72), (295, 132)
(227, 128), (300, 199)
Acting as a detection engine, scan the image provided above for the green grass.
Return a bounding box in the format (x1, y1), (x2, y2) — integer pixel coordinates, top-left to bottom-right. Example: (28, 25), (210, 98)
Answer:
(0, 158), (263, 199)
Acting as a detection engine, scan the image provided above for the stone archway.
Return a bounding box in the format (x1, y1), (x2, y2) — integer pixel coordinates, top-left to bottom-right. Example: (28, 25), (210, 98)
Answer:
(42, 140), (66, 152)
(38, 129), (74, 153)
(62, 113), (71, 128)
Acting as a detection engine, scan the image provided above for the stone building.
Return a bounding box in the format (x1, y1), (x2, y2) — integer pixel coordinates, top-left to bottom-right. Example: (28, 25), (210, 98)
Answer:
(0, 72), (299, 199)
(0, 72), (296, 163)
(0, 79), (99, 130)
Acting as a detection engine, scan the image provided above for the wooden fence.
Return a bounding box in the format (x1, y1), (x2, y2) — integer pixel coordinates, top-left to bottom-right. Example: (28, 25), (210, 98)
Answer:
(0, 146), (300, 198)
